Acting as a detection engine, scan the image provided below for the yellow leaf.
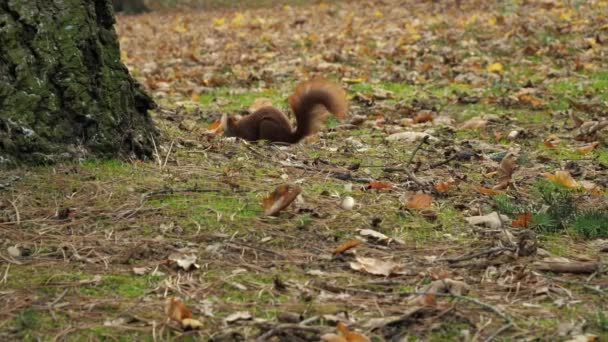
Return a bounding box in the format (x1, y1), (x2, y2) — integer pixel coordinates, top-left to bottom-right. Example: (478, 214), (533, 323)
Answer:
(231, 13), (245, 27)
(543, 170), (580, 188)
(213, 17), (226, 27)
(577, 141), (599, 154)
(373, 10), (383, 17)
(487, 62), (503, 73)
(488, 16), (497, 26)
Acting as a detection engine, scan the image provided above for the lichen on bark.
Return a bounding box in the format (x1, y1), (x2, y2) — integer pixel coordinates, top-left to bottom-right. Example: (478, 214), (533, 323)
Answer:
(0, 0), (156, 165)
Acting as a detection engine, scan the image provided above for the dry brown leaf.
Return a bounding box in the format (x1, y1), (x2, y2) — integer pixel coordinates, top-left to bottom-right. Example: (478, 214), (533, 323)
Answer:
(321, 333), (348, 342)
(465, 212), (509, 229)
(261, 184), (302, 216)
(406, 193), (432, 210)
(472, 185), (502, 195)
(577, 141), (599, 154)
(459, 117), (488, 129)
(518, 93), (545, 109)
(333, 239), (361, 255)
(350, 256), (407, 276)
(543, 170), (579, 188)
(425, 279), (470, 296)
(543, 134), (561, 148)
(434, 179), (455, 193)
(413, 111), (434, 124)
(336, 322), (371, 342)
(208, 120), (221, 130)
(512, 212), (532, 228)
(367, 180), (393, 190)
(421, 294), (437, 307)
(166, 297), (193, 323)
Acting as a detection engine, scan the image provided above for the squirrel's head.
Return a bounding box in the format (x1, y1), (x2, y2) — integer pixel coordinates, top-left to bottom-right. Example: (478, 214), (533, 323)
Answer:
(220, 114), (241, 137)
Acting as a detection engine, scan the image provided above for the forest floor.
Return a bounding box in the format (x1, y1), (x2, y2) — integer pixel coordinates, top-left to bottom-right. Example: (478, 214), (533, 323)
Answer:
(1, 0), (608, 341)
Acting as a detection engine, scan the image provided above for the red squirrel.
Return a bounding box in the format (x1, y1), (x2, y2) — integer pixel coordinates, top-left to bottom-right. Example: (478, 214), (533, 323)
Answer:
(220, 79), (347, 144)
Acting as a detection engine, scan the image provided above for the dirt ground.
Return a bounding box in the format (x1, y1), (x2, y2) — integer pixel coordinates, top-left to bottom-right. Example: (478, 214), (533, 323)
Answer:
(1, 0), (607, 341)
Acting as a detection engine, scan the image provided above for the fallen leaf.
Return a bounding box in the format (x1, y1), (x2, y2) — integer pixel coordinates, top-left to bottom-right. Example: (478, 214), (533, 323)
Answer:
(336, 322), (371, 342)
(434, 179), (455, 193)
(166, 297), (193, 323)
(576, 141), (599, 154)
(262, 184), (302, 216)
(460, 117), (488, 129)
(420, 294), (437, 307)
(350, 256), (407, 276)
(224, 311), (252, 324)
(487, 62), (503, 73)
(413, 111), (434, 124)
(518, 93), (545, 109)
(406, 193), (432, 210)
(472, 185), (503, 195)
(543, 134), (561, 148)
(7, 246), (21, 258)
(181, 318), (203, 330)
(168, 253), (200, 271)
(367, 180), (393, 190)
(580, 180), (602, 195)
(512, 212), (532, 228)
(358, 229), (390, 243)
(321, 333), (348, 342)
(333, 239), (361, 255)
(132, 266), (149, 275)
(543, 170), (579, 188)
(208, 120), (221, 130)
(386, 132), (437, 142)
(424, 279), (470, 296)
(465, 212), (509, 229)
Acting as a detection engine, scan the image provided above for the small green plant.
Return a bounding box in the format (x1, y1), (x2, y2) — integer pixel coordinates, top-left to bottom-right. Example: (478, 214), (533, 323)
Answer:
(594, 309), (608, 332)
(494, 180), (607, 238)
(572, 211), (608, 239)
(532, 180), (577, 229)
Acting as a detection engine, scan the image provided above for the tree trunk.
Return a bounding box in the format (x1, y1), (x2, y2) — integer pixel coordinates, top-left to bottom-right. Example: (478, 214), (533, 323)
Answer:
(0, 0), (156, 165)
(113, 0), (150, 15)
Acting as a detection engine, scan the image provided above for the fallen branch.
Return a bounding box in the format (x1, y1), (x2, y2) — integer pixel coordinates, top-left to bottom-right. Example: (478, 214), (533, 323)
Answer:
(443, 246), (515, 263)
(534, 261), (602, 274)
(254, 323), (326, 342)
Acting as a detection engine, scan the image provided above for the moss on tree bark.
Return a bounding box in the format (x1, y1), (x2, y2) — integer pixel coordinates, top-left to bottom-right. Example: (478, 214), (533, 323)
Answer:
(0, 0), (156, 165)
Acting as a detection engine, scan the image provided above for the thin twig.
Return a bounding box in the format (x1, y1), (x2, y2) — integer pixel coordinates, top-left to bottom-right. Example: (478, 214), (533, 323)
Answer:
(255, 323), (324, 342)
(442, 246), (515, 263)
(1, 264), (9, 284)
(405, 135), (430, 167)
(150, 133), (162, 169)
(9, 199), (20, 226)
(162, 139), (175, 170)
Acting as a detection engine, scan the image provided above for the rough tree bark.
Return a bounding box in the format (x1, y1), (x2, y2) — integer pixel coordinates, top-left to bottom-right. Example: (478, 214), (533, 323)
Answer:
(113, 0), (150, 15)
(0, 0), (156, 165)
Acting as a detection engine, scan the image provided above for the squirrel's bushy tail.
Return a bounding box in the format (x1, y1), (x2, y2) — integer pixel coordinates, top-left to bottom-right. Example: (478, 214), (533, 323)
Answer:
(288, 78), (347, 143)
